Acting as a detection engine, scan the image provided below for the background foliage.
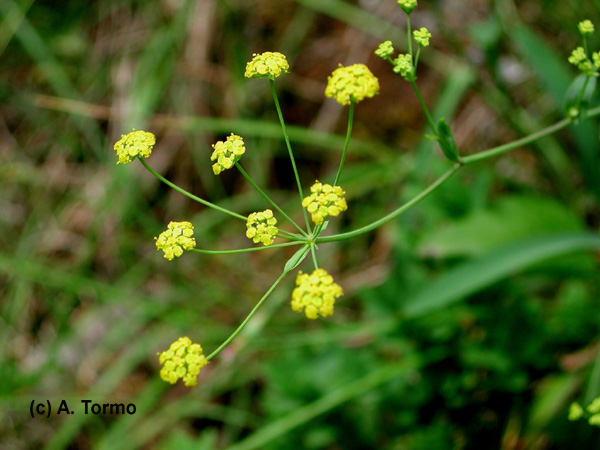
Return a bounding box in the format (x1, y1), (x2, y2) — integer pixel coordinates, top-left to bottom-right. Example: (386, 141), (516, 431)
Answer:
(1, 0), (600, 449)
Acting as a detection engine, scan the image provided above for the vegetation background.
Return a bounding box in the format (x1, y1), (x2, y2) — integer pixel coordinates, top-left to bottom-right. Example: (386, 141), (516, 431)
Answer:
(1, 0), (600, 448)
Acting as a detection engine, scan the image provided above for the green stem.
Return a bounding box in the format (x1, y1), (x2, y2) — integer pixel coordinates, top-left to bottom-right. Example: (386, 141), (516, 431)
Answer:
(139, 158), (247, 221)
(414, 46), (422, 72)
(235, 162), (308, 237)
(406, 15), (413, 59)
(317, 164), (461, 243)
(333, 102), (354, 186)
(317, 104), (600, 243)
(310, 244), (319, 269)
(269, 78), (312, 233)
(278, 229), (306, 240)
(410, 80), (437, 134)
(461, 117), (574, 164)
(574, 75), (591, 114)
(190, 241), (303, 255)
(206, 270), (288, 361)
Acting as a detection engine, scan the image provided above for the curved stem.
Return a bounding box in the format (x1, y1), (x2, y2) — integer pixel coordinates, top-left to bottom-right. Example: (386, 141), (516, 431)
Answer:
(317, 164), (461, 243)
(190, 241), (303, 255)
(269, 78), (312, 233)
(206, 270), (288, 361)
(461, 118), (573, 164)
(333, 102), (354, 186)
(235, 162), (308, 237)
(406, 15), (413, 59)
(410, 80), (437, 134)
(139, 158), (247, 221)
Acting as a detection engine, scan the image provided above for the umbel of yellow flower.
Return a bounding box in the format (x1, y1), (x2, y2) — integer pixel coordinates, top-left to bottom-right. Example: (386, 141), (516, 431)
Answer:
(398, 0), (417, 14)
(568, 47), (597, 76)
(211, 134), (246, 175)
(155, 221), (196, 260)
(302, 181), (348, 225)
(245, 52), (289, 79)
(113, 129), (155, 165)
(291, 269), (343, 319)
(325, 64), (380, 106)
(413, 27), (432, 47)
(246, 209), (278, 246)
(579, 20), (595, 36)
(158, 337), (207, 387)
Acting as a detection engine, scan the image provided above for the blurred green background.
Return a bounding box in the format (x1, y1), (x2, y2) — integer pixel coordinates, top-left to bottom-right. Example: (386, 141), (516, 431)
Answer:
(2, 0), (600, 448)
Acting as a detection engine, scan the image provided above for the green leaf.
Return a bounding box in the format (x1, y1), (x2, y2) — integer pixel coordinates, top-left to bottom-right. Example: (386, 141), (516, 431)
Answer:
(404, 233), (600, 318)
(436, 118), (460, 162)
(284, 245), (310, 273)
(564, 74), (597, 118)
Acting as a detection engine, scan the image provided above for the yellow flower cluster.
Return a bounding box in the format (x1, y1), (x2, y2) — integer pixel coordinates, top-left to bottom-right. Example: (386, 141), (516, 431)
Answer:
(211, 134), (246, 175)
(302, 181), (348, 225)
(244, 52), (289, 79)
(246, 209), (278, 246)
(569, 397), (600, 427)
(291, 269), (343, 319)
(397, 0), (417, 14)
(155, 221), (196, 260)
(579, 20), (595, 35)
(158, 337), (207, 387)
(325, 64), (380, 106)
(375, 41), (395, 59)
(114, 129), (155, 165)
(568, 46), (599, 76)
(393, 54), (414, 78)
(413, 27), (432, 47)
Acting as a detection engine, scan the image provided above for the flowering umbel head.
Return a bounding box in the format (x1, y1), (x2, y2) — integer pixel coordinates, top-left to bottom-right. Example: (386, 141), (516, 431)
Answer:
(579, 20), (595, 36)
(325, 64), (380, 106)
(413, 27), (432, 47)
(397, 0), (417, 14)
(393, 54), (414, 79)
(211, 134), (245, 175)
(114, 129), (155, 165)
(155, 221), (196, 260)
(158, 337), (207, 387)
(568, 397), (600, 427)
(302, 181), (348, 225)
(375, 41), (395, 59)
(291, 269), (343, 319)
(245, 52), (289, 79)
(568, 47), (598, 76)
(246, 209), (278, 246)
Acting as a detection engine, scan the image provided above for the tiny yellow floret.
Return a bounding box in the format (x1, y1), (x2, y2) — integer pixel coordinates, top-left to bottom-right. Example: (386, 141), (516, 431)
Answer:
(291, 269), (343, 319)
(579, 20), (595, 36)
(158, 337), (207, 387)
(155, 221), (196, 260)
(393, 54), (414, 79)
(325, 64), (380, 106)
(590, 414), (600, 426)
(397, 0), (417, 14)
(246, 209), (278, 246)
(375, 41), (395, 59)
(211, 134), (246, 175)
(245, 52), (289, 79)
(569, 402), (584, 421)
(302, 181), (348, 225)
(413, 27), (432, 47)
(114, 129), (155, 165)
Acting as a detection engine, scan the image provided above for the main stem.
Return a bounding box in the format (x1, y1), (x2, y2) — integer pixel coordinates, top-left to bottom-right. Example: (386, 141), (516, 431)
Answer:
(139, 158), (247, 221)
(270, 78), (312, 233)
(410, 80), (437, 134)
(206, 270), (289, 361)
(236, 162), (308, 237)
(317, 163), (461, 243)
(317, 103), (600, 244)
